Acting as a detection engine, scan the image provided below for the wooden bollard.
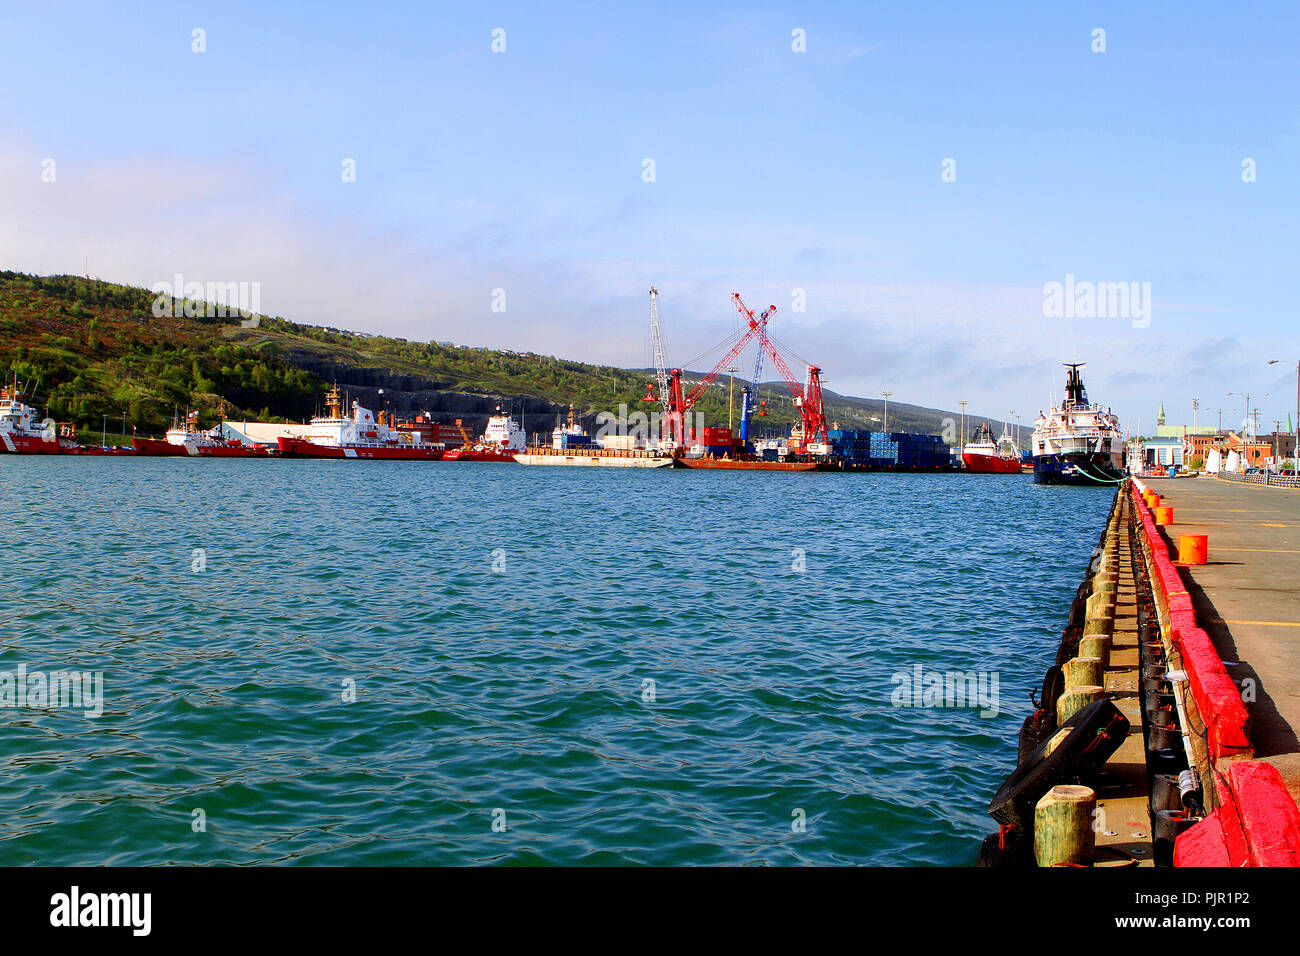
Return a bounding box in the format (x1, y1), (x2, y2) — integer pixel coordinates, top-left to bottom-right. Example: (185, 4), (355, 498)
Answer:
(1083, 615), (1113, 637)
(1034, 785), (1097, 867)
(1056, 684), (1104, 724)
(1064, 656), (1104, 689)
(1080, 634), (1112, 667)
(1086, 592), (1115, 618)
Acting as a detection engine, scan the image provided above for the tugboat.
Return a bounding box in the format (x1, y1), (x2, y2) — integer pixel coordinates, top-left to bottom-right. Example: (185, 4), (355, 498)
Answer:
(1032, 363), (1126, 485)
(442, 406), (526, 463)
(962, 421), (1022, 474)
(277, 385), (445, 460)
(0, 383), (59, 454)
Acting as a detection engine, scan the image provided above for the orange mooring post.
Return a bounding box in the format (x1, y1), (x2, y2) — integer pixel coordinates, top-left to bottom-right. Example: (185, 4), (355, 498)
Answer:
(1155, 505), (1174, 525)
(1178, 533), (1209, 565)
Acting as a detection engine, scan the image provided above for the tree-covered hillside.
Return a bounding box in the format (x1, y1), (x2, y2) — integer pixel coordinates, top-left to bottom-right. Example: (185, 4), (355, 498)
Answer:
(0, 270), (978, 444)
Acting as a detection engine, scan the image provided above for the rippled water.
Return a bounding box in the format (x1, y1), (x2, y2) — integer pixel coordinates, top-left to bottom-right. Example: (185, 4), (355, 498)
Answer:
(0, 458), (1115, 865)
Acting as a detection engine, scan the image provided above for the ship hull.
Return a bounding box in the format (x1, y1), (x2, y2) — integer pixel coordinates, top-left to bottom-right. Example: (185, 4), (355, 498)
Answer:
(962, 452), (1023, 474)
(442, 448), (519, 463)
(1033, 454), (1126, 486)
(0, 433), (59, 454)
(276, 437), (445, 460)
(677, 457), (816, 471)
(514, 449), (672, 468)
(132, 438), (192, 456)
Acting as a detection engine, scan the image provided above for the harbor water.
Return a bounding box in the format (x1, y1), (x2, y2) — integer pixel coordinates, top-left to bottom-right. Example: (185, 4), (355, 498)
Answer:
(0, 459), (1115, 865)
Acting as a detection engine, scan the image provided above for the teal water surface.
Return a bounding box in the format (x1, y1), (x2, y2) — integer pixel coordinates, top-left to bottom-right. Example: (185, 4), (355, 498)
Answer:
(0, 459), (1115, 865)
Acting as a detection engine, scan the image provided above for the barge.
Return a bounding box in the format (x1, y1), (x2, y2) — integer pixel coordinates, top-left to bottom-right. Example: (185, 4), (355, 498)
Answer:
(513, 446), (673, 468)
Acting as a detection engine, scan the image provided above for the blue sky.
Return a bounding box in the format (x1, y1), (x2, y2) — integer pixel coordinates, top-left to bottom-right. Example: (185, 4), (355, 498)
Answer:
(2, 1), (1298, 432)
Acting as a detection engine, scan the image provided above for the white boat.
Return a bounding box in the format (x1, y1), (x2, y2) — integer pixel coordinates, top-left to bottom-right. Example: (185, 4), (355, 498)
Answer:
(1032, 364), (1125, 485)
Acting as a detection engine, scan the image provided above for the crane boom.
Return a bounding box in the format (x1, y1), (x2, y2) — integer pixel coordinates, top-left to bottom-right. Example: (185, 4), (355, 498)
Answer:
(648, 287), (669, 414)
(732, 293), (775, 444)
(758, 334), (828, 448)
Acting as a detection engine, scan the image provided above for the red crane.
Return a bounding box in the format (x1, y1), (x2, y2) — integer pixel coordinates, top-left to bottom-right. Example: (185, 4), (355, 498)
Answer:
(645, 292), (827, 450)
(733, 294), (829, 450)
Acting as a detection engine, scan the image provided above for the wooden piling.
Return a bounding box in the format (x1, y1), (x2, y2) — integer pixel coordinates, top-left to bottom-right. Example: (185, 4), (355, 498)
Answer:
(1079, 634), (1112, 667)
(1056, 684), (1104, 724)
(1064, 656), (1104, 690)
(1034, 784), (1097, 867)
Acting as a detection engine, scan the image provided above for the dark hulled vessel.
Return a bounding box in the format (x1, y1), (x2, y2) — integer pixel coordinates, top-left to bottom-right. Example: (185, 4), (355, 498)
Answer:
(1031, 364), (1126, 486)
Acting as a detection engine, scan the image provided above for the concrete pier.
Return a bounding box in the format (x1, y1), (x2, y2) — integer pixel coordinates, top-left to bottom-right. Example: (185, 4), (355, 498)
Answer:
(1092, 490), (1154, 866)
(1139, 476), (1300, 799)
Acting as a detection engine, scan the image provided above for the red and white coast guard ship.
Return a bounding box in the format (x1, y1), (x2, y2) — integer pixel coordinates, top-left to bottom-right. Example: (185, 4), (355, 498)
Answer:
(0, 383), (62, 454)
(442, 406), (526, 463)
(277, 385), (446, 460)
(132, 410), (274, 457)
(962, 421), (1022, 474)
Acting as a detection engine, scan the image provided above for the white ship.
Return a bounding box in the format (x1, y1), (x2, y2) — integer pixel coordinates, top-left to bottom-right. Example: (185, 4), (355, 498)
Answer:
(1031, 364), (1125, 485)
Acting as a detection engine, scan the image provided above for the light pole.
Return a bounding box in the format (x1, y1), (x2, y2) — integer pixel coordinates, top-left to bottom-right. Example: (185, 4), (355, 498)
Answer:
(1008, 409), (1017, 449)
(1268, 359), (1299, 465)
(1192, 397), (1200, 429)
(727, 366), (738, 431)
(1204, 406), (1232, 434)
(958, 400), (968, 461)
(1228, 392), (1266, 440)
(881, 390), (892, 433)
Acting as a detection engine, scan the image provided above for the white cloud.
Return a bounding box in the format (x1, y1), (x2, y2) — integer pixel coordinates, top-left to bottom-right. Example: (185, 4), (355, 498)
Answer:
(1, 146), (1281, 430)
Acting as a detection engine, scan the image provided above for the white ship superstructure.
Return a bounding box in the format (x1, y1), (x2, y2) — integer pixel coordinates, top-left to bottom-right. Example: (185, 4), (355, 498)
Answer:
(1032, 364), (1125, 485)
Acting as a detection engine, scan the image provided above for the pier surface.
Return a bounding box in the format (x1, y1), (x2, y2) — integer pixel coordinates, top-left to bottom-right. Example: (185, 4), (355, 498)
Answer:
(1094, 490), (1153, 865)
(1145, 476), (1300, 798)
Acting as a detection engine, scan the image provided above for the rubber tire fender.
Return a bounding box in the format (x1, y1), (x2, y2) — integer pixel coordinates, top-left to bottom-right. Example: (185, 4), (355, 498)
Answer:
(988, 699), (1130, 831)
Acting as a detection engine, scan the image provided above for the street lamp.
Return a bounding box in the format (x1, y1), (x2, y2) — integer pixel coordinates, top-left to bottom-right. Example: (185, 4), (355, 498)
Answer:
(881, 390), (892, 433)
(1204, 406), (1232, 434)
(1228, 392), (1267, 440)
(1268, 359), (1299, 465)
(958, 399), (968, 462)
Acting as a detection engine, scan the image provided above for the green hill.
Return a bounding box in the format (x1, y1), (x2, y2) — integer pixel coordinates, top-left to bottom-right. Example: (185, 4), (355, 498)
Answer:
(0, 270), (985, 445)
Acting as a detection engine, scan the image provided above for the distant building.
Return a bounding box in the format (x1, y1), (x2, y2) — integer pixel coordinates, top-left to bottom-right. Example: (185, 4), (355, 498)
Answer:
(1142, 436), (1188, 468)
(1154, 400), (1215, 439)
(1185, 431), (1273, 468)
(1259, 431), (1297, 461)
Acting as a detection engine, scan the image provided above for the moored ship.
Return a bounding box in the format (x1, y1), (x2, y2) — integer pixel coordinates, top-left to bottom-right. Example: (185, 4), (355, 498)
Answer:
(1032, 364), (1126, 486)
(0, 383), (59, 453)
(678, 455), (816, 471)
(442, 406), (526, 463)
(132, 411), (275, 457)
(962, 421), (1022, 474)
(277, 385), (445, 460)
(514, 447), (674, 467)
(514, 406), (673, 467)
